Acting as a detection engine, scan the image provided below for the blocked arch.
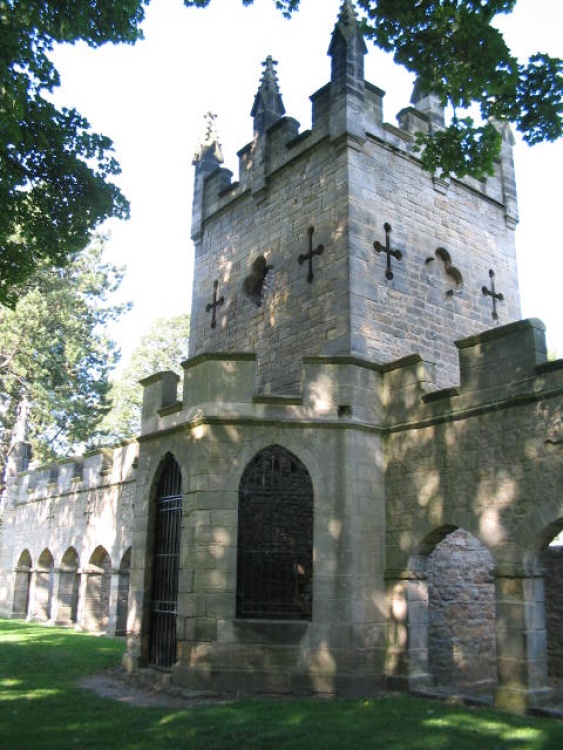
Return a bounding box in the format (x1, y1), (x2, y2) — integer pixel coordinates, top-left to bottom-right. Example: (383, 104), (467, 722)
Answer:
(35, 548), (55, 621)
(236, 444), (314, 620)
(115, 547), (131, 636)
(13, 549), (32, 619)
(58, 547), (80, 625)
(405, 525), (496, 690)
(84, 545), (111, 631)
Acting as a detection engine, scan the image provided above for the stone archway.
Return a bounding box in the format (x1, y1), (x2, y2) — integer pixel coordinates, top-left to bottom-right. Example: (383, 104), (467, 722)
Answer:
(84, 546), (111, 631)
(58, 547), (80, 625)
(115, 548), (131, 636)
(148, 454), (182, 668)
(35, 548), (54, 621)
(427, 528), (496, 689)
(13, 550), (32, 619)
(540, 524), (563, 685)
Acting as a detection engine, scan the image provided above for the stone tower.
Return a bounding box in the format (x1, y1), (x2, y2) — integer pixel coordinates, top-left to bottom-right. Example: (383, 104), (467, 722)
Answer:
(121, 1), (563, 712)
(189, 0), (520, 393)
(3, 0), (561, 716)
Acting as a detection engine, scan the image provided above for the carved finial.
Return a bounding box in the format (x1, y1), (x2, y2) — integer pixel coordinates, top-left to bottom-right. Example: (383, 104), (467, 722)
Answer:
(192, 112), (224, 166)
(410, 78), (445, 130)
(251, 56), (286, 135)
(334, 0), (361, 38)
(328, 0), (367, 89)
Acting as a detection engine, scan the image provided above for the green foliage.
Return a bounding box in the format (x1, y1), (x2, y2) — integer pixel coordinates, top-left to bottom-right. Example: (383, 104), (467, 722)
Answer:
(0, 0), (144, 307)
(99, 313), (190, 443)
(357, 0), (563, 178)
(2, 0), (561, 307)
(183, 0), (300, 18)
(185, 0), (562, 180)
(3, 619), (563, 750)
(0, 236), (128, 481)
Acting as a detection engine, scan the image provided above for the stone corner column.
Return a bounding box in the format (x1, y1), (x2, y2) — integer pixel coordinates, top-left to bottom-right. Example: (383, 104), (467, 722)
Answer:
(384, 571), (433, 692)
(494, 568), (551, 714)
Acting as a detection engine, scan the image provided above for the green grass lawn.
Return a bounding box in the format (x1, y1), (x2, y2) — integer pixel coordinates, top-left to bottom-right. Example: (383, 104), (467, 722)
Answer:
(1, 619), (563, 749)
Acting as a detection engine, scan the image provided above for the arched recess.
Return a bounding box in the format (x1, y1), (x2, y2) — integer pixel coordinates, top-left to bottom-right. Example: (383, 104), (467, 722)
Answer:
(84, 546), (111, 631)
(402, 525), (496, 692)
(148, 453), (182, 668)
(58, 547), (80, 625)
(236, 444), (314, 620)
(115, 548), (131, 636)
(13, 550), (32, 619)
(35, 548), (55, 621)
(539, 520), (563, 683)
(426, 528), (496, 688)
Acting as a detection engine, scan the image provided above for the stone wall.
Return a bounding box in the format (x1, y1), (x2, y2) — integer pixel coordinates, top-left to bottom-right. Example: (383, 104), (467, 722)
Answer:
(0, 442), (138, 634)
(428, 528), (496, 686)
(542, 545), (563, 679)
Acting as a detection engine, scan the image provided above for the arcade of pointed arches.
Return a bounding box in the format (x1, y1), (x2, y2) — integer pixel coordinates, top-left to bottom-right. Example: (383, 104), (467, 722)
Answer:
(11, 545), (131, 634)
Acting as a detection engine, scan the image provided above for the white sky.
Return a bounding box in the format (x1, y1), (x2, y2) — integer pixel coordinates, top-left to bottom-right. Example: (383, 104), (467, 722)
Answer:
(50, 0), (563, 364)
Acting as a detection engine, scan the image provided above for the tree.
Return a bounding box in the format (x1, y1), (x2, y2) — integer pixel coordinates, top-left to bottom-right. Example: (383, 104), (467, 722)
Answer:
(3, 1), (561, 308)
(185, 0), (562, 179)
(0, 235), (128, 485)
(0, 0), (141, 307)
(98, 314), (190, 443)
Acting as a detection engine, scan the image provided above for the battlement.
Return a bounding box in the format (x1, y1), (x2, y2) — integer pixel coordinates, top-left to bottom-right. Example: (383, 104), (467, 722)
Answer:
(385, 318), (562, 427)
(195, 76), (514, 236)
(6, 442), (138, 506)
(140, 319), (559, 439)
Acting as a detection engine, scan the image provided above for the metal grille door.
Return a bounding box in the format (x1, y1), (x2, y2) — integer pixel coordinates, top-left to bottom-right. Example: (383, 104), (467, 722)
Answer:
(237, 445), (313, 620)
(149, 455), (182, 668)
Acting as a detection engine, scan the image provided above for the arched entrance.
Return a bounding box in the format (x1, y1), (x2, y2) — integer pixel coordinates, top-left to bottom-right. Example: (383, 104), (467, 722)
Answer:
(84, 546), (111, 631)
(13, 550), (32, 619)
(427, 528), (496, 689)
(58, 547), (80, 625)
(35, 549), (54, 621)
(115, 548), (131, 636)
(541, 525), (563, 688)
(398, 526), (497, 694)
(149, 454), (182, 668)
(236, 444), (314, 620)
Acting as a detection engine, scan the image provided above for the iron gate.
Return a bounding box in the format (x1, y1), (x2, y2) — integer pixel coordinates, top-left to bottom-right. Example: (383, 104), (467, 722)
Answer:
(149, 455), (182, 668)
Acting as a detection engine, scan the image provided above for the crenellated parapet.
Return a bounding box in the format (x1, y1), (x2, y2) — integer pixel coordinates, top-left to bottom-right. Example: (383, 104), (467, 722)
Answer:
(192, 59), (517, 241)
(139, 318), (560, 442)
(5, 442), (138, 507)
(384, 318), (561, 425)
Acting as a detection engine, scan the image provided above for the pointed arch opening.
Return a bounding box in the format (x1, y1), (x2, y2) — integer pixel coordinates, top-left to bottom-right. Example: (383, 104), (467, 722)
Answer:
(84, 546), (111, 632)
(115, 548), (131, 636)
(13, 550), (32, 619)
(540, 520), (563, 687)
(149, 453), (183, 668)
(58, 547), (80, 625)
(35, 548), (54, 621)
(426, 528), (496, 690)
(236, 444), (314, 620)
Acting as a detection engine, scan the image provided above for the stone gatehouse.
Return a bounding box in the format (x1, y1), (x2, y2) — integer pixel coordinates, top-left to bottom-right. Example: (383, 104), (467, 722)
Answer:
(1, 0), (562, 715)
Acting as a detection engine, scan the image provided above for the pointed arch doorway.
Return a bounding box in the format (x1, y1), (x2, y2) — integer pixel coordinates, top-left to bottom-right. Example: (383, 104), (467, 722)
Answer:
(149, 454), (183, 668)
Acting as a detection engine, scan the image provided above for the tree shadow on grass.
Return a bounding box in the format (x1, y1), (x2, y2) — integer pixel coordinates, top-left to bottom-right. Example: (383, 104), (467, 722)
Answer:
(1, 620), (562, 750)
